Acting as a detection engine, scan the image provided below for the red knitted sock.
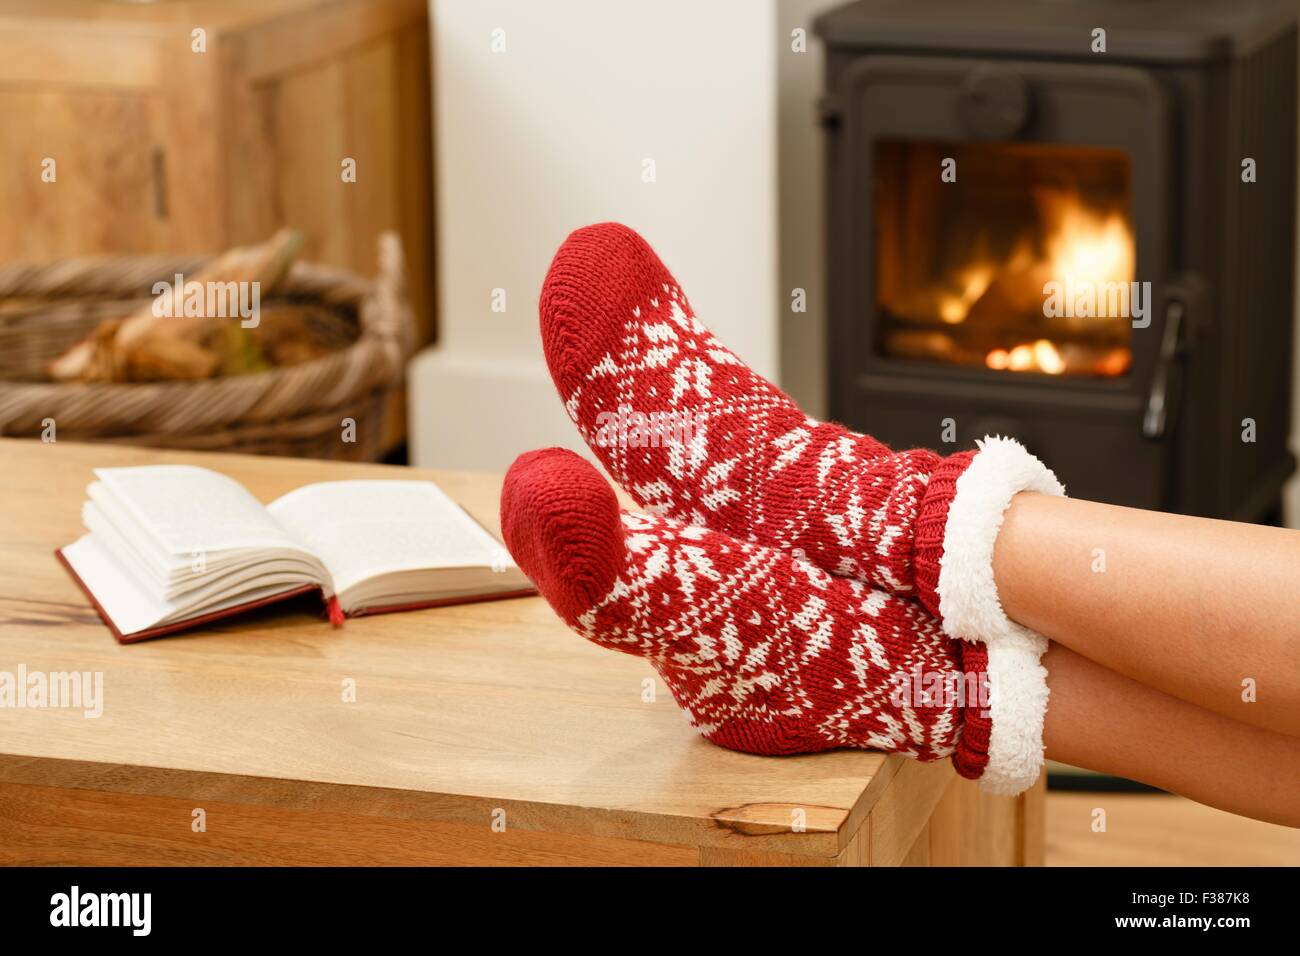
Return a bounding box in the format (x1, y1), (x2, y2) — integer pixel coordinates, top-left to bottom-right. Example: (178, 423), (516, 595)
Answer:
(501, 448), (1050, 790)
(540, 223), (1063, 646)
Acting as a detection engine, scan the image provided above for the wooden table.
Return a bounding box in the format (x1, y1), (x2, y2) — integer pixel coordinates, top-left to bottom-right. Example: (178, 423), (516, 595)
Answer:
(0, 439), (1042, 866)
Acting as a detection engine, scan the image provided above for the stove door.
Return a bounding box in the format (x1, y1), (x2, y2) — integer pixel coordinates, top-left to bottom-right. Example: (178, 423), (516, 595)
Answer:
(828, 55), (1174, 509)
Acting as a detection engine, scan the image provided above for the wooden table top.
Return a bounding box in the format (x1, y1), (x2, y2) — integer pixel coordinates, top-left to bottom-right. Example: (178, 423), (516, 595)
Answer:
(0, 439), (916, 860)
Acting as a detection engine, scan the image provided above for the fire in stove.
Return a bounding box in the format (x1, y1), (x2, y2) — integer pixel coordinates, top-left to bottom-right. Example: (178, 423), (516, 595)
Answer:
(875, 141), (1136, 378)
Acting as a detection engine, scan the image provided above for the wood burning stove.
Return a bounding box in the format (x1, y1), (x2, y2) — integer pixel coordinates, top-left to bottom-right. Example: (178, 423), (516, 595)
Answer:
(815, 0), (1297, 520)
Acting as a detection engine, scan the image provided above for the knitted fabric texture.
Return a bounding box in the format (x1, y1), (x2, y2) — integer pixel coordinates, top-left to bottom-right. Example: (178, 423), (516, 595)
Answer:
(501, 448), (992, 774)
(541, 221), (981, 625)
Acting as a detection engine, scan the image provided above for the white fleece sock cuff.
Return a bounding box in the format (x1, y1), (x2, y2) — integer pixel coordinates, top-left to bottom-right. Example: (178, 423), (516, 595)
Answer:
(936, 435), (1064, 646)
(978, 636), (1051, 795)
(936, 436), (1062, 795)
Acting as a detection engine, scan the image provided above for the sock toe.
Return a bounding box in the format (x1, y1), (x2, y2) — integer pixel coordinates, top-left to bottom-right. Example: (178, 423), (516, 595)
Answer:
(539, 222), (681, 400)
(500, 448), (625, 624)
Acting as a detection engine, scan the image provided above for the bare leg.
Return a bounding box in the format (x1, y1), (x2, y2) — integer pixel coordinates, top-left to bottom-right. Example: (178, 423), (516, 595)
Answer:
(993, 492), (1300, 736)
(1041, 642), (1300, 828)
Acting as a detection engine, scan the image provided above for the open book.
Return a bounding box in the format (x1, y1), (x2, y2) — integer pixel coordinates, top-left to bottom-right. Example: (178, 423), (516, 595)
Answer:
(57, 465), (534, 643)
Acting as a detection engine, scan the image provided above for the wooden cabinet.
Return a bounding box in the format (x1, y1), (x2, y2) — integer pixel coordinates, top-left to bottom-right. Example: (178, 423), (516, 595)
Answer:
(0, 0), (434, 345)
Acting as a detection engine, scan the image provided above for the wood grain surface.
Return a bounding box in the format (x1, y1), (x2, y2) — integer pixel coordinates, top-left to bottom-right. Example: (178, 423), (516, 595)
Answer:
(0, 438), (1037, 864)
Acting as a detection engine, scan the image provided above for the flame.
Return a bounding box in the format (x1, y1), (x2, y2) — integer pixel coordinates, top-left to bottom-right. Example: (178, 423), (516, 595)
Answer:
(1043, 197), (1135, 293)
(1096, 347), (1132, 376)
(931, 189), (1135, 329)
(986, 339), (1065, 375)
(886, 181), (1137, 376)
(938, 264), (996, 324)
(982, 191), (1134, 375)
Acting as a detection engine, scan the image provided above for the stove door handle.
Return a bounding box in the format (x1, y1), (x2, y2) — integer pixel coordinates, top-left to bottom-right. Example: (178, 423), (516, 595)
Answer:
(1142, 298), (1185, 440)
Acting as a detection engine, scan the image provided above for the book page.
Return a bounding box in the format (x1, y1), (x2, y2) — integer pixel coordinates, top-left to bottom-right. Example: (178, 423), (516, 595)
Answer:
(267, 480), (515, 595)
(62, 534), (317, 636)
(61, 534), (173, 636)
(94, 465), (304, 557)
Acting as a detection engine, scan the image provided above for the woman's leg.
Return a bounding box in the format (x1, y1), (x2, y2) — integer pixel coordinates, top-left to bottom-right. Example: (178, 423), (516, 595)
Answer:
(1042, 642), (1300, 828)
(993, 492), (1300, 736)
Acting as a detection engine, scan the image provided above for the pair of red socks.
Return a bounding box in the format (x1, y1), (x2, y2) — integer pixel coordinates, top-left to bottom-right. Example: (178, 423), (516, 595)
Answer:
(501, 223), (1061, 794)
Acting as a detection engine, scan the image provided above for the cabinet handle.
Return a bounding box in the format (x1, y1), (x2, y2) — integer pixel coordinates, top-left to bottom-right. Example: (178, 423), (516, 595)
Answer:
(151, 146), (168, 220)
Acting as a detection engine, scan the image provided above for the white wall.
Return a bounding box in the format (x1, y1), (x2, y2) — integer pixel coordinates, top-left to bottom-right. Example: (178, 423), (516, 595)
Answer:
(775, 0), (840, 418)
(412, 0), (779, 471)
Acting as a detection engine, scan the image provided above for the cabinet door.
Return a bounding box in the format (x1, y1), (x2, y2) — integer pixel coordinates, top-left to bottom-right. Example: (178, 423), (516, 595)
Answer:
(0, 23), (182, 259)
(0, 23), (228, 261)
(0, 85), (172, 259)
(220, 0), (434, 343)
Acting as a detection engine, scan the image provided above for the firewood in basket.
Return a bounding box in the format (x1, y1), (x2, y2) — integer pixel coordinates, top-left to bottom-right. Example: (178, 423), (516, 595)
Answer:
(125, 332), (222, 382)
(47, 229), (304, 383)
(47, 337), (98, 383)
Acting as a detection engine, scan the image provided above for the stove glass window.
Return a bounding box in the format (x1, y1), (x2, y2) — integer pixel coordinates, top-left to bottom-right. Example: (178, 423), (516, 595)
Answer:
(874, 141), (1134, 377)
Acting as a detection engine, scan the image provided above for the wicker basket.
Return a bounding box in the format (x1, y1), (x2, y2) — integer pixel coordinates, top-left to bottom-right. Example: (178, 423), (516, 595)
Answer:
(0, 233), (414, 461)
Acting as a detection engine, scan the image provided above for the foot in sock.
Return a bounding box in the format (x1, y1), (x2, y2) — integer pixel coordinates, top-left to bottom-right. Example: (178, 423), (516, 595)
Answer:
(539, 222), (1063, 647)
(500, 447), (1049, 795)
